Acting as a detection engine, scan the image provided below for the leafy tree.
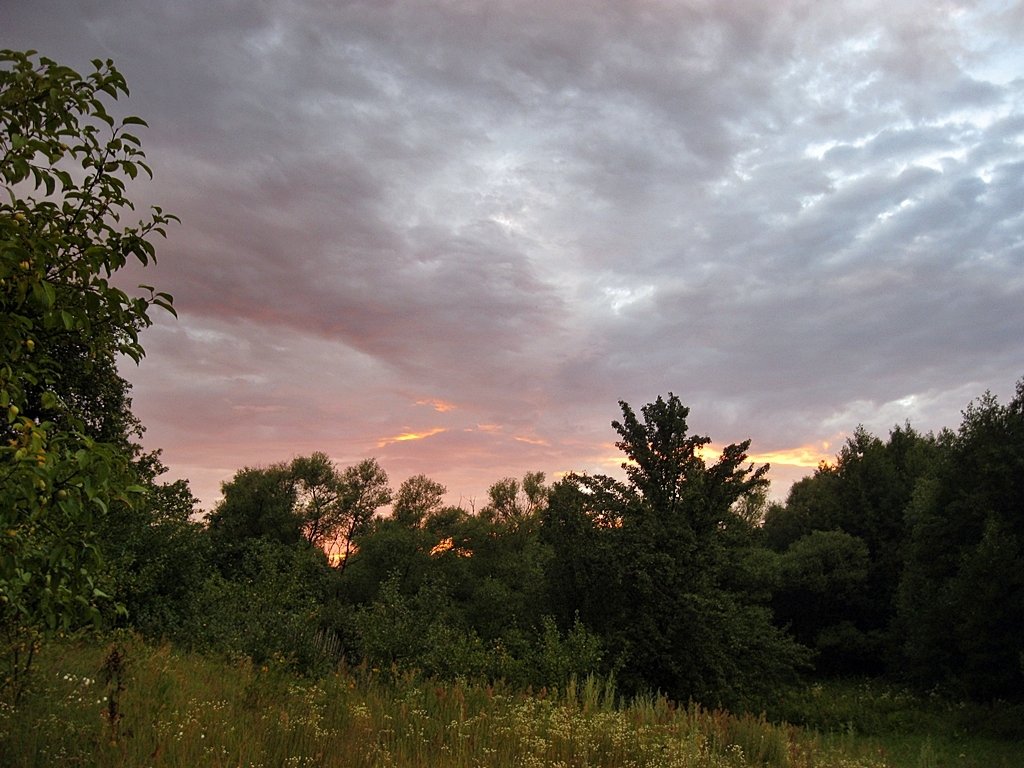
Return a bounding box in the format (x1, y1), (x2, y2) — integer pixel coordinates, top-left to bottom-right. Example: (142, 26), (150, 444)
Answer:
(761, 468), (843, 551)
(336, 513), (435, 607)
(292, 452), (345, 548)
(200, 454), (399, 669)
(332, 458), (392, 571)
(773, 530), (871, 674)
(96, 450), (208, 639)
(185, 537), (332, 670)
(352, 571), (491, 678)
(392, 474), (446, 528)
(540, 476), (627, 643)
(340, 469), (587, 686)
(543, 395), (806, 707)
(207, 454), (393, 574)
(763, 424), (939, 675)
(206, 462), (301, 557)
(898, 382), (1024, 698)
(1, 50), (176, 696)
(480, 472), (548, 528)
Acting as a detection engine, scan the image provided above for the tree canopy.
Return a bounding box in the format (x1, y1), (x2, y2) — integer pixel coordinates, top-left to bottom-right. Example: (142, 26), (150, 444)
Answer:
(1, 49), (177, 695)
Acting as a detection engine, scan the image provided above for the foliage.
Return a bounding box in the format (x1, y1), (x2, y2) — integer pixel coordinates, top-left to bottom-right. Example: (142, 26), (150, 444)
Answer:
(773, 530), (871, 674)
(897, 381), (1024, 699)
(352, 572), (490, 679)
(182, 537), (332, 670)
(763, 383), (1024, 697)
(332, 458), (392, 570)
(206, 462), (300, 553)
(479, 471), (548, 527)
(207, 454), (392, 573)
(392, 473), (446, 528)
(763, 424), (940, 676)
(543, 394), (808, 708)
(1, 50), (176, 698)
(291, 451), (345, 547)
(96, 455), (208, 638)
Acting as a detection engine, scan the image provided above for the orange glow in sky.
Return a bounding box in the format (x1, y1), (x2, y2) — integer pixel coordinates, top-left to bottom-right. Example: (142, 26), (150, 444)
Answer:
(748, 443), (833, 468)
(594, 440), (834, 473)
(698, 442), (834, 468)
(514, 435), (549, 446)
(377, 427), (447, 447)
(416, 398), (458, 413)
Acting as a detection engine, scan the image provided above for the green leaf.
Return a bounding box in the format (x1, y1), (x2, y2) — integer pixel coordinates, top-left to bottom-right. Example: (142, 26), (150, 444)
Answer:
(31, 279), (56, 309)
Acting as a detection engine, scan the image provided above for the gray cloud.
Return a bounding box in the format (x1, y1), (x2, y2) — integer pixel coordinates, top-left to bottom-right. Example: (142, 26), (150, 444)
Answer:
(5, 0), (1022, 507)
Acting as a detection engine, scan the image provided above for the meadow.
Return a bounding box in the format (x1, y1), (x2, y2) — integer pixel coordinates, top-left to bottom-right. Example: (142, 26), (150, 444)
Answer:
(2, 635), (1022, 768)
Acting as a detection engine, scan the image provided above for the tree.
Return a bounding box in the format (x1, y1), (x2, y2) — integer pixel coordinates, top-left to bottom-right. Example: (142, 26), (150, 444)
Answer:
(773, 530), (871, 674)
(542, 394), (806, 707)
(1, 50), (177, 696)
(480, 471), (548, 528)
(898, 381), (1024, 698)
(392, 474), (446, 528)
(205, 454), (393, 573)
(763, 424), (939, 675)
(292, 452), (345, 547)
(206, 462), (301, 557)
(185, 536), (332, 671)
(332, 458), (392, 571)
(96, 451), (208, 639)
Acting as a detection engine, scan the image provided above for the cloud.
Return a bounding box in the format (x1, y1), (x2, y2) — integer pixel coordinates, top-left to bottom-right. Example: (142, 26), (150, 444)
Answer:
(5, 0), (1022, 510)
(416, 398), (458, 413)
(378, 428), (448, 447)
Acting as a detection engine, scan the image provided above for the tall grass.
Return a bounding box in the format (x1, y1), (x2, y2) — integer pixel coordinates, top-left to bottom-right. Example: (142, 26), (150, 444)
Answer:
(770, 679), (1024, 768)
(0, 634), (997, 768)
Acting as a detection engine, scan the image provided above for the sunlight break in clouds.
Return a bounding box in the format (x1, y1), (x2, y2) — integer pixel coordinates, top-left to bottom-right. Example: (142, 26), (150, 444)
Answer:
(416, 398), (458, 413)
(748, 444), (835, 470)
(377, 428), (448, 448)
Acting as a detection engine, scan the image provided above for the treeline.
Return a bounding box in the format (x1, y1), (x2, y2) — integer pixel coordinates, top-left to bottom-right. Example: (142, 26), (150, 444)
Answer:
(87, 381), (1024, 709)
(763, 385), (1024, 700)
(86, 393), (795, 710)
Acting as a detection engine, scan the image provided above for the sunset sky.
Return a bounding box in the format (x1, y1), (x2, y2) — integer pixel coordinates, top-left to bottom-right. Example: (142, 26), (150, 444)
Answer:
(5, 1), (1023, 511)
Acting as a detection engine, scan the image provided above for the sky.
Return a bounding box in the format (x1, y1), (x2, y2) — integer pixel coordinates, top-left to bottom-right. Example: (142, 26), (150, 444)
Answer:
(4, 1), (1023, 512)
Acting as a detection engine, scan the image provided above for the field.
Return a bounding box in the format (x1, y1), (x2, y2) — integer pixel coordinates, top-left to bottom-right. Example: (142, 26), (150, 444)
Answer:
(1, 636), (1021, 768)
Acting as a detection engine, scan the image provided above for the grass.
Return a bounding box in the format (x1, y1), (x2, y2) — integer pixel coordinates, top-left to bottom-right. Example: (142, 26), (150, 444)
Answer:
(770, 679), (1024, 768)
(1, 635), (1020, 767)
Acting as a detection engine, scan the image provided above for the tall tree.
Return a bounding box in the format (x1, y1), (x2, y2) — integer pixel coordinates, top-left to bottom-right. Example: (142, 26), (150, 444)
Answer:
(763, 424), (939, 674)
(392, 474), (446, 528)
(898, 381), (1024, 698)
(1, 50), (177, 695)
(480, 471), (548, 528)
(543, 395), (806, 707)
(206, 462), (301, 557)
(332, 458), (392, 571)
(292, 452), (344, 548)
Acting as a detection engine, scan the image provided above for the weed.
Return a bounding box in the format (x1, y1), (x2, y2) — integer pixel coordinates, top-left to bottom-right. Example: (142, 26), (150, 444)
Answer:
(1, 638), (1022, 767)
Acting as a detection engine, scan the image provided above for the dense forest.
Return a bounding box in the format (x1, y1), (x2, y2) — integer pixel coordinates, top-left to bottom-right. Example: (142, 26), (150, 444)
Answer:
(3, 50), (1023, 721)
